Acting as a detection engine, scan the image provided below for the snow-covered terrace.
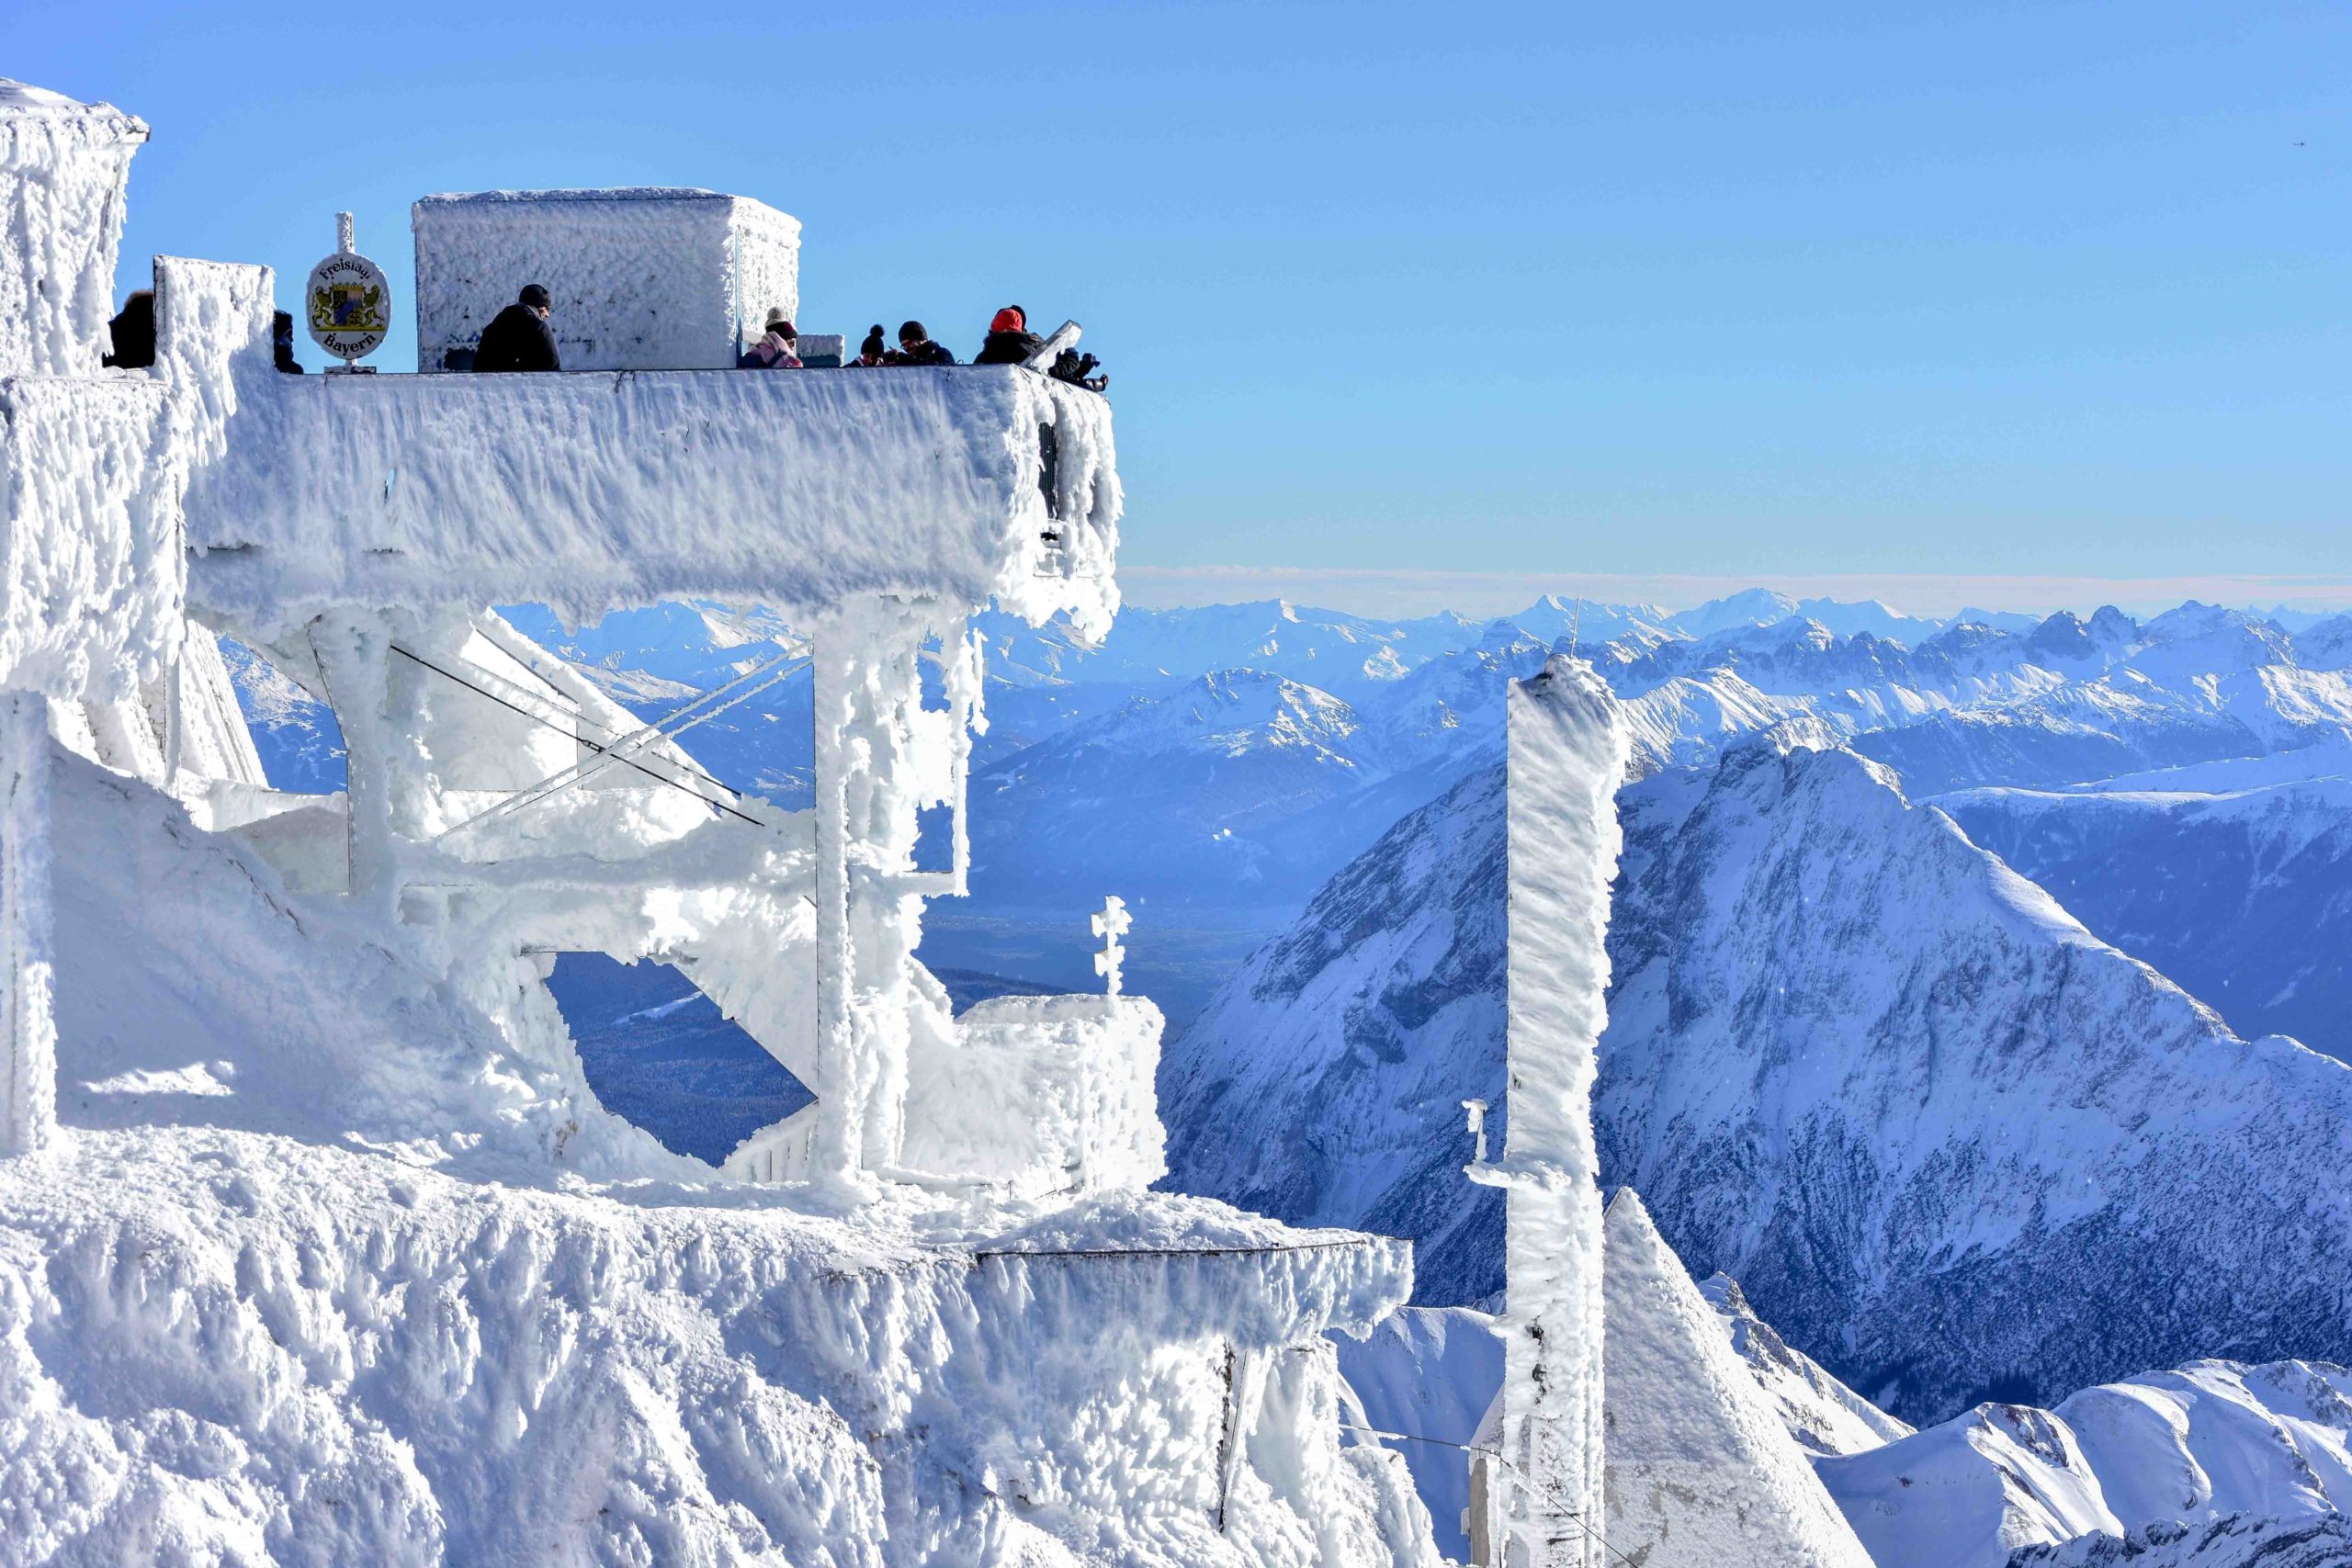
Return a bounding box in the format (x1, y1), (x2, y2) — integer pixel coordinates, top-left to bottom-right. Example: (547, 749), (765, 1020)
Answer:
(159, 260), (1120, 638)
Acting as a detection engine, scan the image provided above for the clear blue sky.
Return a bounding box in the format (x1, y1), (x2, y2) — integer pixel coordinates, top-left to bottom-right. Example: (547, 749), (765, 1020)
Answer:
(16, 1), (2349, 597)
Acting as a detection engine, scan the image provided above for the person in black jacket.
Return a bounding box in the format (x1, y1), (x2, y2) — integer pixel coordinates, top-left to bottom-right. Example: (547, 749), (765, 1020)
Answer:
(271, 311), (305, 373)
(103, 290), (155, 369)
(973, 305), (1044, 365)
(473, 284), (560, 372)
(887, 320), (956, 367)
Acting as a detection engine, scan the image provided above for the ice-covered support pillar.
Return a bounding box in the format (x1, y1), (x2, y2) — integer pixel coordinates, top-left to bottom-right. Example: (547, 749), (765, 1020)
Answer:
(308, 609), (401, 919)
(1, 82), (149, 377)
(0, 692), (54, 1156)
(1467, 653), (1628, 1568)
(806, 595), (977, 1190)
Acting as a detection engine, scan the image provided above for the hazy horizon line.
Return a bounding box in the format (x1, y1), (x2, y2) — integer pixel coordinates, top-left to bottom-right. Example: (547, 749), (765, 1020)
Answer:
(1117, 566), (2352, 622)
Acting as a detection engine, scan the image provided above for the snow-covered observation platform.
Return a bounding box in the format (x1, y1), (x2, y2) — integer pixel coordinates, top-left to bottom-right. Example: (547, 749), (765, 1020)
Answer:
(0, 77), (1451, 1562)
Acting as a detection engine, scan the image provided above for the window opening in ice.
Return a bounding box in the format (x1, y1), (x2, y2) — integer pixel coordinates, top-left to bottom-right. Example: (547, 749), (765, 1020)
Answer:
(501, 603), (816, 808)
(917, 633), (952, 714)
(912, 802), (956, 875)
(220, 637), (347, 794)
(544, 953), (812, 1166)
(1039, 421), (1064, 521)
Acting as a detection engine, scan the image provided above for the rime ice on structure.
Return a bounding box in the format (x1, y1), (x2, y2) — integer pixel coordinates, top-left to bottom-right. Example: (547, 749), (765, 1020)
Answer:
(0, 79), (175, 1156)
(413, 188), (800, 372)
(160, 183), (1144, 1196)
(0, 75), (1440, 1564)
(1467, 653), (1628, 1566)
(1462, 654), (1882, 1568)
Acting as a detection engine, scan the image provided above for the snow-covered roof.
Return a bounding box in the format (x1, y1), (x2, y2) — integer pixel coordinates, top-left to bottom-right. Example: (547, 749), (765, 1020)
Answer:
(0, 77), (147, 137)
(418, 186), (772, 209)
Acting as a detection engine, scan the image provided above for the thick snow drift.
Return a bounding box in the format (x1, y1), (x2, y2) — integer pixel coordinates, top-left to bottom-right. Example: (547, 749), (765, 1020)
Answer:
(9, 734), (1429, 1563)
(169, 259), (1123, 641)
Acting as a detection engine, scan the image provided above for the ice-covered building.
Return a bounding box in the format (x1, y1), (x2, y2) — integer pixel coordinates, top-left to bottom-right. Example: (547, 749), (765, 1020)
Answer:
(0, 76), (1441, 1564)
(2, 73), (1887, 1568)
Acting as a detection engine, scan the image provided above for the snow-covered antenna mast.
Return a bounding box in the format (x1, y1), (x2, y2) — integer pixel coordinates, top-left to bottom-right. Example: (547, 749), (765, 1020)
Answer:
(1091, 896), (1131, 997)
(1572, 596), (1583, 650)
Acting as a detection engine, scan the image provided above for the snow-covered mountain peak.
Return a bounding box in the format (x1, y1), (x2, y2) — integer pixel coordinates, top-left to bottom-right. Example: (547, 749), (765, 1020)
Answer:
(1080, 668), (1361, 758)
(1671, 587), (1804, 637)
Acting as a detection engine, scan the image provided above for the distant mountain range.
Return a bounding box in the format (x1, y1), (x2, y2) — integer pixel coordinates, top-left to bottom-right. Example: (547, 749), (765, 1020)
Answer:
(216, 582), (2352, 1567)
(1162, 724), (2352, 1425)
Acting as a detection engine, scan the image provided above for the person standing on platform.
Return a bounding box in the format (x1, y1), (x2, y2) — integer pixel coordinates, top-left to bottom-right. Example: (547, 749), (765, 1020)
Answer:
(473, 284), (560, 372)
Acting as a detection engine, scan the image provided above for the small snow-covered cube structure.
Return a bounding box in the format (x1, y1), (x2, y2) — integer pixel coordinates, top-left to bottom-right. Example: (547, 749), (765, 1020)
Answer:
(413, 188), (799, 372)
(0, 79), (149, 377)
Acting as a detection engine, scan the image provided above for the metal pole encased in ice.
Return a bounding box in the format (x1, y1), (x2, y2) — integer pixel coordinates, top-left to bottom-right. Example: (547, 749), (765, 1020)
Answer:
(0, 693), (57, 1157)
(1468, 653), (1628, 1568)
(804, 598), (977, 1190)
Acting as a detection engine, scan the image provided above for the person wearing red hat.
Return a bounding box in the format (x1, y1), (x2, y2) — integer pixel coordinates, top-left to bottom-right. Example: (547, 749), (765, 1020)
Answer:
(974, 305), (1045, 365)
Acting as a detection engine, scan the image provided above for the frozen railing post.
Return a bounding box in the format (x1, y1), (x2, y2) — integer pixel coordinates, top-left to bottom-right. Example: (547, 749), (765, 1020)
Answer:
(1465, 653), (1628, 1568)
(0, 692), (56, 1156)
(1091, 895), (1129, 996)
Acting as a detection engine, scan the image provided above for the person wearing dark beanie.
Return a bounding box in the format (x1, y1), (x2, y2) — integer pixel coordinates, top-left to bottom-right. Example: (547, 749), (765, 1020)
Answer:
(474, 283), (560, 372)
(857, 324), (888, 366)
(888, 320), (955, 367)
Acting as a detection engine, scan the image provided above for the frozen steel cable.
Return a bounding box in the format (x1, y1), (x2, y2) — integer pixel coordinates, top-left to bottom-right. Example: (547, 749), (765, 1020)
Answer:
(389, 643), (770, 829)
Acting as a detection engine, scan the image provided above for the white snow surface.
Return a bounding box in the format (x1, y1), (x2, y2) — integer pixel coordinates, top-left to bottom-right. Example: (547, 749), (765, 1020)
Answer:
(1819, 1400), (2121, 1568)
(2010, 1514), (2352, 1567)
(4, 734), (1432, 1563)
(1813, 1358), (2352, 1567)
(1600, 1189), (1875, 1568)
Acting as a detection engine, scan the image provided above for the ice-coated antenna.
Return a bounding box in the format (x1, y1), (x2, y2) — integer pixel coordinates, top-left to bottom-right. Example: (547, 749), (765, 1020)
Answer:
(1572, 596), (1583, 650)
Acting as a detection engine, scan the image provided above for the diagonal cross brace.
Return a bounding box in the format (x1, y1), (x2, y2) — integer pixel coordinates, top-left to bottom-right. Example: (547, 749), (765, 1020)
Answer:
(433, 648), (805, 844)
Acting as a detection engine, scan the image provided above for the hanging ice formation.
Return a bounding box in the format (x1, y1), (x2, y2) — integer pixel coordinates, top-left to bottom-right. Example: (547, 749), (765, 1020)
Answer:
(0, 78), (1442, 1564)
